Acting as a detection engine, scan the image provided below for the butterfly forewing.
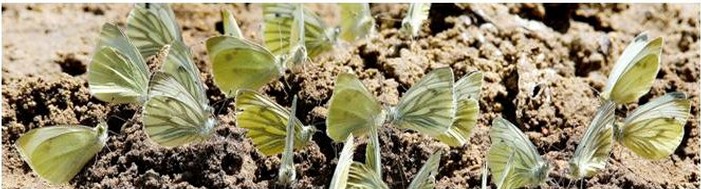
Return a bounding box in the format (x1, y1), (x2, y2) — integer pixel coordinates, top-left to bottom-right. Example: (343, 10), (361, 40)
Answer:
(143, 72), (215, 147)
(488, 117), (548, 188)
(329, 135), (356, 189)
(127, 3), (182, 59)
(339, 3), (376, 42)
(392, 67), (454, 137)
(326, 73), (384, 142)
(235, 90), (310, 156)
(569, 101), (615, 179)
(88, 23), (150, 104)
(206, 36), (282, 97)
(221, 9), (244, 38)
(161, 41), (208, 105)
(407, 152), (442, 189)
(602, 33), (662, 104)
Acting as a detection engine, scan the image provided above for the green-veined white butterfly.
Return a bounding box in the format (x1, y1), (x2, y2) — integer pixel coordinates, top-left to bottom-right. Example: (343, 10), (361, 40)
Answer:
(568, 101), (615, 179)
(601, 33), (663, 104)
(126, 3), (182, 60)
(615, 92), (691, 159)
(15, 123), (109, 184)
(263, 3), (338, 59)
(488, 117), (549, 189)
(234, 89), (317, 156)
(435, 71), (482, 146)
(206, 5), (308, 97)
(330, 130), (442, 189)
(339, 3), (376, 42)
(278, 95), (299, 185)
(327, 67), (481, 147)
(400, 3), (431, 38)
(220, 8), (243, 38)
(142, 40), (216, 147)
(88, 23), (150, 104)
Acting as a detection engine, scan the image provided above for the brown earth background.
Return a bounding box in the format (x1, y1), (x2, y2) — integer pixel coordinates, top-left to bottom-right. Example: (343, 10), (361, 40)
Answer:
(2, 3), (700, 189)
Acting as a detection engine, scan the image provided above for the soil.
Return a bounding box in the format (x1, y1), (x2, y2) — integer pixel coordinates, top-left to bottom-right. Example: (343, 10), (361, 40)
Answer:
(2, 3), (699, 189)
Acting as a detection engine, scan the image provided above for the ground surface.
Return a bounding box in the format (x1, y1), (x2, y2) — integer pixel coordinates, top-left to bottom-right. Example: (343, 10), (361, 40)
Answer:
(2, 3), (699, 189)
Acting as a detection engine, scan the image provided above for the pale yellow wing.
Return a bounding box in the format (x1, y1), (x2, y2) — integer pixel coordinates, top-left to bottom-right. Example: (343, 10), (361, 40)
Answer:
(618, 92), (690, 159)
(568, 101), (615, 179)
(601, 33), (663, 104)
(488, 117), (549, 189)
(391, 67), (454, 137)
(326, 73), (384, 142)
(15, 124), (108, 184)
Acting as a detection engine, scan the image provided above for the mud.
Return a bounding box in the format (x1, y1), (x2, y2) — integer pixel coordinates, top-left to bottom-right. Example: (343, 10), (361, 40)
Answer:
(2, 3), (699, 189)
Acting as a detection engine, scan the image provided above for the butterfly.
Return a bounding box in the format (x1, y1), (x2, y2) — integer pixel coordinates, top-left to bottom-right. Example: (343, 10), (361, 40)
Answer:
(339, 3), (376, 42)
(488, 117), (550, 189)
(15, 123), (109, 184)
(262, 3), (338, 59)
(234, 89), (317, 156)
(142, 41), (217, 147)
(568, 100), (616, 179)
(329, 131), (442, 189)
(327, 67), (481, 147)
(278, 95), (299, 185)
(126, 3), (182, 60)
(400, 3), (431, 38)
(207, 4), (308, 97)
(435, 71), (482, 147)
(601, 33), (663, 104)
(88, 23), (150, 104)
(615, 92), (691, 159)
(220, 8), (243, 38)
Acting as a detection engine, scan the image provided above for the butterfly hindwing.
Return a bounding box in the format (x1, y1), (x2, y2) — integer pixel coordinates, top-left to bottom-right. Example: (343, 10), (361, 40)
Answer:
(15, 124), (108, 184)
(88, 23), (150, 104)
(435, 71), (482, 146)
(569, 101), (615, 179)
(618, 92), (690, 159)
(278, 95), (299, 185)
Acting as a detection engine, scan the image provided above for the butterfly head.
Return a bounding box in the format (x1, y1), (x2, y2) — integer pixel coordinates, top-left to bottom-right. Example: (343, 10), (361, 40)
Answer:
(199, 115), (217, 139)
(96, 122), (110, 144)
(277, 166), (296, 186)
(301, 126), (317, 144)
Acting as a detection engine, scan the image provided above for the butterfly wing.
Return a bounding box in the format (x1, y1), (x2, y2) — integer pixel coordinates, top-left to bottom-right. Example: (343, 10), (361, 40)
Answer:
(326, 73), (384, 142)
(263, 3), (335, 58)
(568, 101), (615, 179)
(407, 152), (442, 189)
(434, 71), (482, 146)
(160, 40), (208, 106)
(348, 162), (389, 189)
(235, 89), (311, 156)
(126, 3), (182, 59)
(601, 33), (662, 104)
(278, 96), (298, 185)
(143, 72), (215, 147)
(88, 23), (150, 104)
(339, 3), (376, 42)
(329, 135), (356, 189)
(206, 36), (282, 97)
(392, 67), (454, 137)
(15, 124), (108, 184)
(488, 117), (548, 188)
(221, 9), (243, 38)
(365, 129), (382, 177)
(400, 3), (431, 37)
(619, 92), (690, 159)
